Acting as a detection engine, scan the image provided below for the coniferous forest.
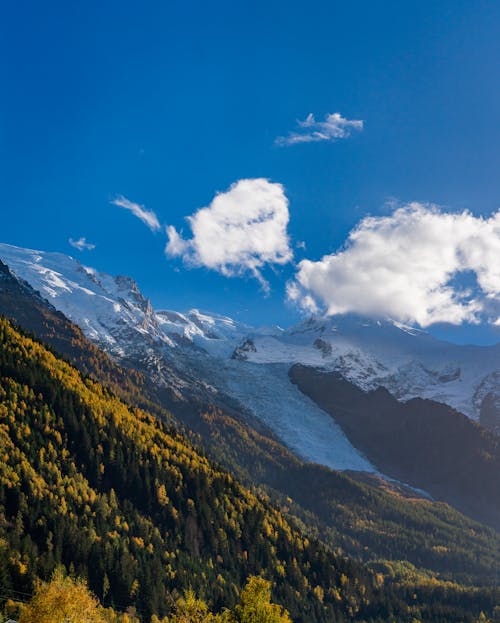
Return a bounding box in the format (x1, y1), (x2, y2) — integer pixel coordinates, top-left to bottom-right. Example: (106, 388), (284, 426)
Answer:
(0, 317), (499, 622)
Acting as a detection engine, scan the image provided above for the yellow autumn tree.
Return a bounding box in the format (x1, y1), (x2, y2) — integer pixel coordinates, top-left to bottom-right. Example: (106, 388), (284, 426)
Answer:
(234, 577), (291, 623)
(164, 589), (219, 623)
(19, 569), (106, 623)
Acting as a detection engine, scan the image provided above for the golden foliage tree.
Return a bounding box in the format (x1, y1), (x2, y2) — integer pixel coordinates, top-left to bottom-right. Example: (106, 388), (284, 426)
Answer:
(233, 577), (291, 623)
(164, 589), (218, 623)
(19, 570), (106, 623)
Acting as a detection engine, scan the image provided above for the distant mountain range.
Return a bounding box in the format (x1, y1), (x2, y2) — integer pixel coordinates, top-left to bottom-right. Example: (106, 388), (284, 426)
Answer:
(0, 242), (499, 532)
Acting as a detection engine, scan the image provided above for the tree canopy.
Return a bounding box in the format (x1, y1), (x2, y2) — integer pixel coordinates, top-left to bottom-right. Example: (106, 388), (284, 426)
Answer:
(19, 570), (106, 623)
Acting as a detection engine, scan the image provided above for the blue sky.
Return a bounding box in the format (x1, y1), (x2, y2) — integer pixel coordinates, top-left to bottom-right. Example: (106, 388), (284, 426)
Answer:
(2, 1), (500, 343)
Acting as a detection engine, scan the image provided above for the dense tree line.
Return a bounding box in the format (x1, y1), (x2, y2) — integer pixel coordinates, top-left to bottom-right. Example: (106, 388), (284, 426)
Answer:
(0, 317), (375, 622)
(190, 406), (500, 584)
(0, 318), (498, 622)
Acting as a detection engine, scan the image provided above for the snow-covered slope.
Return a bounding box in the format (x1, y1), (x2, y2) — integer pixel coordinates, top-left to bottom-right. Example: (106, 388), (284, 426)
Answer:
(156, 308), (251, 357)
(0, 243), (246, 353)
(0, 243), (376, 472)
(1, 242), (499, 475)
(0, 243), (171, 353)
(233, 315), (500, 422)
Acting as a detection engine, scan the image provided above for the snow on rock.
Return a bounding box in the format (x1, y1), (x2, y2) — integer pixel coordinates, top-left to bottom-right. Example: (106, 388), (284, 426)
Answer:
(0, 243), (171, 352)
(2, 242), (500, 479)
(0, 242), (378, 472)
(233, 315), (500, 421)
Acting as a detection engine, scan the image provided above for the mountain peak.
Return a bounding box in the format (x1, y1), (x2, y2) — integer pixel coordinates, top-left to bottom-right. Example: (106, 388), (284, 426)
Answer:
(2, 242), (500, 440)
(289, 312), (429, 338)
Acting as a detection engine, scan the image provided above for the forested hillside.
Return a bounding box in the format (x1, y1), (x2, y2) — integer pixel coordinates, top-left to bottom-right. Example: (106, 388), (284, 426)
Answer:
(0, 318), (499, 622)
(0, 260), (170, 419)
(2, 260), (500, 588)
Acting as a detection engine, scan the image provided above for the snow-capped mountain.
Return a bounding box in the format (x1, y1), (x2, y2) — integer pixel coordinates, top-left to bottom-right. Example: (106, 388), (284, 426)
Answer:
(231, 314), (500, 425)
(0, 244), (171, 352)
(1, 241), (499, 478)
(0, 243), (253, 350)
(0, 243), (376, 472)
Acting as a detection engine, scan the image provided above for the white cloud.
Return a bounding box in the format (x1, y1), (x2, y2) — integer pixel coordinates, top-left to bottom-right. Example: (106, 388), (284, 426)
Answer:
(276, 112), (364, 146)
(166, 178), (293, 291)
(288, 204), (500, 326)
(69, 237), (96, 252)
(112, 195), (161, 232)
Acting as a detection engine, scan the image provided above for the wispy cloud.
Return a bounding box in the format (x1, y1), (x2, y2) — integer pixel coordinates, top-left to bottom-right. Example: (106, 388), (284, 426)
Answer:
(288, 204), (500, 327)
(276, 112), (364, 146)
(69, 237), (96, 252)
(111, 195), (161, 232)
(166, 178), (293, 292)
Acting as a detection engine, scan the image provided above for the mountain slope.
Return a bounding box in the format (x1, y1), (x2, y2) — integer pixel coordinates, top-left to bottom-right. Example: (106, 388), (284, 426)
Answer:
(3, 318), (500, 622)
(290, 364), (500, 529)
(1, 246), (500, 583)
(231, 314), (500, 433)
(0, 244), (373, 472)
(0, 258), (180, 424)
(0, 317), (374, 622)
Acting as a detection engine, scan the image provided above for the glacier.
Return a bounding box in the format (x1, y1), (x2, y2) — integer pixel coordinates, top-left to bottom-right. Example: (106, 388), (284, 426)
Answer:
(1, 241), (499, 474)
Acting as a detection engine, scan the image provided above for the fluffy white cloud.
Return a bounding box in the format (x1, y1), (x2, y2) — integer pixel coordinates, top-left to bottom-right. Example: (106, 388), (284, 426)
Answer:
(69, 237), (95, 251)
(288, 204), (500, 326)
(276, 112), (364, 146)
(112, 195), (161, 232)
(166, 178), (292, 290)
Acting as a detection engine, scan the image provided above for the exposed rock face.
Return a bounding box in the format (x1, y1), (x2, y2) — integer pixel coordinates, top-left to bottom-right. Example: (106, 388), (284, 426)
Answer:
(313, 338), (332, 357)
(480, 393), (500, 435)
(232, 338), (257, 360)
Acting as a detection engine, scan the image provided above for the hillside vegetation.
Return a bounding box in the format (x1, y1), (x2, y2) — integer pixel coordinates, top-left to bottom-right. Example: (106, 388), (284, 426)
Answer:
(1, 261), (499, 588)
(0, 318), (499, 622)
